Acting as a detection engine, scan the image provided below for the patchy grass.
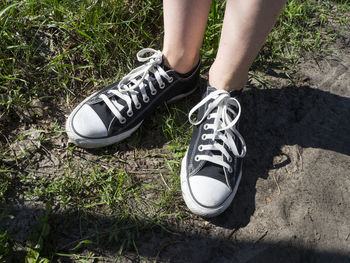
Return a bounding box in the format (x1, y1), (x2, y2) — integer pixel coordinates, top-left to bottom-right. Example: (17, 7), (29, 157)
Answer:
(0, 0), (349, 261)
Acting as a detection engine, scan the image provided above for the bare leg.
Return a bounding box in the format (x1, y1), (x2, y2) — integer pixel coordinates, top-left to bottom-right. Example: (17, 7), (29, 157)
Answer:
(209, 0), (287, 91)
(162, 0), (212, 74)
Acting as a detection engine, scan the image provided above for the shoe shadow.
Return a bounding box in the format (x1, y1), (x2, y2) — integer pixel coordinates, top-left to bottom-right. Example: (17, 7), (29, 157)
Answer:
(210, 84), (350, 228)
(80, 79), (350, 232)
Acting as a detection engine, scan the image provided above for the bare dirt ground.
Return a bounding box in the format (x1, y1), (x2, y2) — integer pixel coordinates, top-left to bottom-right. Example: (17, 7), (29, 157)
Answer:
(126, 36), (350, 262)
(1, 27), (350, 263)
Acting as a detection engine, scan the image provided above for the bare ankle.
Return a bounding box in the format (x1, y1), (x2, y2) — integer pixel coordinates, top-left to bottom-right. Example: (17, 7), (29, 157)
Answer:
(209, 64), (248, 92)
(162, 50), (199, 74)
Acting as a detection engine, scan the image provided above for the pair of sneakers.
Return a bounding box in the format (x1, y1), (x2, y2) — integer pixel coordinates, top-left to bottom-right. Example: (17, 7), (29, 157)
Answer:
(66, 48), (246, 217)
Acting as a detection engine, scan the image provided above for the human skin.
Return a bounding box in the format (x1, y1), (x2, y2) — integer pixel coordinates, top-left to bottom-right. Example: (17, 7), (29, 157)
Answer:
(162, 0), (287, 91)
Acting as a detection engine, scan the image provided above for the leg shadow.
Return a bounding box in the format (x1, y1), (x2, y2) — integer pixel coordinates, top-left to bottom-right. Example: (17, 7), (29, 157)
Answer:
(211, 84), (350, 228)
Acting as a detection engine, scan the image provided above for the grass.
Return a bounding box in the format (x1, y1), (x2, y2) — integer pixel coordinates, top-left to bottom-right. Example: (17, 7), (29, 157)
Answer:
(0, 0), (349, 261)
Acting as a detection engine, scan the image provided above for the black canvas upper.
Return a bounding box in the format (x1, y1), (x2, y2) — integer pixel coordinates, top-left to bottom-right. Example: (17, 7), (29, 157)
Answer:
(186, 86), (244, 191)
(71, 58), (201, 139)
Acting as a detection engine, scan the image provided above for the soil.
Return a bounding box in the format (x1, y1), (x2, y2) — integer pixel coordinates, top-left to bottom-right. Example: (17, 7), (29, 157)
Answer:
(131, 37), (350, 263)
(1, 29), (350, 263)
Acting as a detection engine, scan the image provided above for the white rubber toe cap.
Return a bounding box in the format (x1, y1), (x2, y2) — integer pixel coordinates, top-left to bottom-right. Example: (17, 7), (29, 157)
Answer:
(188, 175), (231, 207)
(72, 104), (108, 138)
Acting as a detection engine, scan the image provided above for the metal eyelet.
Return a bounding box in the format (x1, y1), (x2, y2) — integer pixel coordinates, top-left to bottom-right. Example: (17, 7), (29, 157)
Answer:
(228, 156), (232, 162)
(144, 96), (150, 103)
(201, 134), (207, 140)
(195, 155), (200, 162)
(160, 83), (165, 89)
(151, 89), (157, 95)
(135, 103), (141, 109)
(198, 145), (204, 151)
(203, 124), (209, 130)
(168, 77), (173, 83)
(127, 110), (133, 117)
(228, 167), (233, 173)
(120, 118), (126, 124)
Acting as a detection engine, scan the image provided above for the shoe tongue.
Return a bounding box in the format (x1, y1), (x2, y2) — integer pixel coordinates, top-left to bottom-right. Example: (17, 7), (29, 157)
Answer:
(160, 55), (167, 69)
(200, 86), (216, 102)
(205, 85), (217, 96)
(207, 85), (217, 93)
(206, 85), (242, 98)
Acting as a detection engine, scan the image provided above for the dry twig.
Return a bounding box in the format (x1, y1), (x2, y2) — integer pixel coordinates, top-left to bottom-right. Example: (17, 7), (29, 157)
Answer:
(160, 173), (171, 191)
(272, 173), (281, 195)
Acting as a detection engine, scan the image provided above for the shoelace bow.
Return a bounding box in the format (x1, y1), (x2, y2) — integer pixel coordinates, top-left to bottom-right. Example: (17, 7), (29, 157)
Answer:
(189, 90), (247, 172)
(99, 48), (173, 124)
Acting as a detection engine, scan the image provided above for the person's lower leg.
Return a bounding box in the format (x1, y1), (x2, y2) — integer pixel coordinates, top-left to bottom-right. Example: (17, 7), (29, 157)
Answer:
(162, 0), (212, 74)
(209, 0), (286, 91)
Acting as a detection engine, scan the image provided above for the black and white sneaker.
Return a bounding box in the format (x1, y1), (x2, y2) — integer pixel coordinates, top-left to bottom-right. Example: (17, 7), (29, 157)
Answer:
(180, 86), (246, 217)
(66, 48), (200, 148)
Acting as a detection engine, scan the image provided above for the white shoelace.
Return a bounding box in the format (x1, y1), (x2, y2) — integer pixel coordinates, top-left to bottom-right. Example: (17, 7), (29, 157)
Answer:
(189, 89), (247, 172)
(99, 48), (173, 124)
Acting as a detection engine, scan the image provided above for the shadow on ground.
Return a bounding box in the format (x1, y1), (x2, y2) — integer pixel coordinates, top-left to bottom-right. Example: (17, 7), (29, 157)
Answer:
(211, 84), (350, 229)
(2, 82), (349, 262)
(1, 206), (350, 263)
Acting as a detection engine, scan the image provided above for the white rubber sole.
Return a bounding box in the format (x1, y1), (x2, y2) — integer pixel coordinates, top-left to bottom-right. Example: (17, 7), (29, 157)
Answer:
(66, 86), (197, 149)
(66, 90), (143, 149)
(180, 151), (242, 218)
